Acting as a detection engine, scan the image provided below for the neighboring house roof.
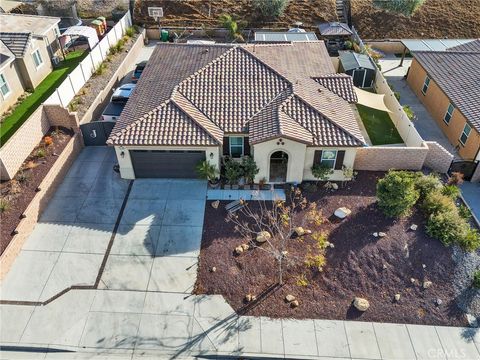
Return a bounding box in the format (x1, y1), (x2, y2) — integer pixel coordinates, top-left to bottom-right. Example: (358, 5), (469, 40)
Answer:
(339, 51), (376, 71)
(0, 0), (23, 13)
(318, 22), (352, 36)
(413, 50), (480, 133)
(447, 39), (480, 52)
(313, 74), (358, 103)
(401, 39), (477, 52)
(0, 32), (31, 58)
(0, 39), (14, 68)
(0, 13), (60, 36)
(254, 31), (318, 42)
(108, 42), (365, 148)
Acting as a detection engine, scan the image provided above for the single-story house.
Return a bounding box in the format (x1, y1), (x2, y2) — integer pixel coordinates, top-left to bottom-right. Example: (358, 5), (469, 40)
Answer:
(254, 30), (318, 43)
(406, 40), (480, 161)
(0, 13), (60, 113)
(107, 42), (368, 183)
(339, 51), (376, 88)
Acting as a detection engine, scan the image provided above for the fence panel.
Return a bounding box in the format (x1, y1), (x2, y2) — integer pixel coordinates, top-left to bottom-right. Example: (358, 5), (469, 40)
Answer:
(90, 46), (103, 69)
(107, 27), (118, 47)
(69, 66), (85, 93)
(57, 79), (76, 107)
(99, 37), (110, 58)
(79, 57), (94, 80)
(44, 90), (61, 105)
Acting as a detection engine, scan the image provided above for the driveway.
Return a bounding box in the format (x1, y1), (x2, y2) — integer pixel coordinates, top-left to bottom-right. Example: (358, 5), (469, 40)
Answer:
(461, 181), (480, 225)
(379, 57), (459, 158)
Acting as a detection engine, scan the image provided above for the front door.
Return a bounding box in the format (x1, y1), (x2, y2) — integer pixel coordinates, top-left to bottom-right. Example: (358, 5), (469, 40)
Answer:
(269, 151), (288, 182)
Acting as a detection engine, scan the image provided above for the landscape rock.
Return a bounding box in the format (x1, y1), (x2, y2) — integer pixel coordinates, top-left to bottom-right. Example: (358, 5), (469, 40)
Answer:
(285, 294), (296, 302)
(304, 229), (312, 235)
(245, 294), (256, 302)
(234, 246), (244, 255)
(353, 297), (370, 311)
(394, 294), (401, 302)
(378, 232), (387, 238)
(466, 314), (478, 328)
(240, 243), (250, 251)
(331, 183), (339, 190)
(211, 200), (220, 209)
(294, 227), (305, 236)
(210, 266), (217, 273)
(423, 281), (433, 289)
(334, 207), (351, 219)
(290, 300), (299, 308)
(410, 224), (418, 231)
(435, 298), (443, 306)
(256, 231), (271, 243)
(422, 264), (426, 269)
(410, 278), (417, 285)
(373, 232), (379, 237)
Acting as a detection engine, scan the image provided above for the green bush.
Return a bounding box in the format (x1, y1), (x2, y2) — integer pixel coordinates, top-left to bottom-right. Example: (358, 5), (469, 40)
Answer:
(196, 160), (218, 182)
(224, 159), (243, 185)
(426, 211), (466, 247)
(473, 270), (480, 289)
(219, 14), (244, 42)
(0, 198), (10, 213)
(373, 0), (426, 17)
(252, 0), (289, 20)
(377, 171), (419, 217)
(422, 191), (457, 216)
(311, 164), (333, 184)
(414, 173), (441, 200)
(458, 204), (472, 221)
(94, 62), (107, 76)
(457, 228), (480, 252)
(441, 185), (460, 199)
(242, 156), (259, 184)
(403, 105), (415, 120)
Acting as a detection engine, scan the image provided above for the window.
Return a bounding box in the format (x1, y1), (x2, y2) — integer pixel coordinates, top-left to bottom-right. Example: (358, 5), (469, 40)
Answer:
(421, 76), (430, 95)
(0, 74), (10, 97)
(320, 150), (337, 169)
(32, 49), (43, 68)
(443, 103), (454, 124)
(229, 136), (243, 158)
(459, 123), (471, 145)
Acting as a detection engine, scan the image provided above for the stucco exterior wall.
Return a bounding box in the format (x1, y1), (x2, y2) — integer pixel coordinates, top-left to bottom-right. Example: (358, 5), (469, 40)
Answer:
(407, 58), (480, 160)
(252, 138), (307, 184)
(18, 37), (53, 90)
(303, 147), (356, 181)
(115, 145), (220, 179)
(0, 61), (25, 114)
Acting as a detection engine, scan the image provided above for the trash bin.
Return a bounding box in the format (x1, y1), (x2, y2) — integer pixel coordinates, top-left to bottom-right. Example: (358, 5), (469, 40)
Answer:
(160, 29), (169, 42)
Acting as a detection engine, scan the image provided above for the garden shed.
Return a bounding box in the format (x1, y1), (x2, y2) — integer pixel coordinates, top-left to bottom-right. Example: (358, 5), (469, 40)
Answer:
(339, 51), (376, 88)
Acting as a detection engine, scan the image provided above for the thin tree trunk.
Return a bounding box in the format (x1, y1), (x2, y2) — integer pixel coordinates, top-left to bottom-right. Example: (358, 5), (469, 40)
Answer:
(278, 257), (283, 285)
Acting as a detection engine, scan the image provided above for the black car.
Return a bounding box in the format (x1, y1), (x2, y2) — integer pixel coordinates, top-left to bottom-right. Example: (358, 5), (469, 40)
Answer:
(132, 61), (147, 82)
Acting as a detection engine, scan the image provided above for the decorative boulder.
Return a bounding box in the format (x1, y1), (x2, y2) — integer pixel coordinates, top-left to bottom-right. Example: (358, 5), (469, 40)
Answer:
(294, 227), (306, 236)
(394, 294), (401, 302)
(334, 207), (351, 219)
(245, 294), (256, 302)
(410, 224), (418, 231)
(331, 183), (339, 190)
(378, 232), (387, 238)
(373, 232), (379, 237)
(285, 294), (296, 302)
(234, 246), (244, 255)
(210, 266), (217, 273)
(211, 200), (220, 209)
(353, 297), (370, 311)
(256, 231), (271, 243)
(423, 281), (432, 289)
(240, 243), (250, 251)
(290, 300), (299, 308)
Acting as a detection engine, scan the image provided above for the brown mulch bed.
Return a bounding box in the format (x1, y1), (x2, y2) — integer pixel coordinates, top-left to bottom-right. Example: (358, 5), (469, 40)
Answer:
(195, 171), (467, 326)
(0, 127), (73, 254)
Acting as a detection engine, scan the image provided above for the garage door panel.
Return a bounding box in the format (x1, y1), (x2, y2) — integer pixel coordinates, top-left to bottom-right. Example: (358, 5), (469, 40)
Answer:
(131, 150), (205, 178)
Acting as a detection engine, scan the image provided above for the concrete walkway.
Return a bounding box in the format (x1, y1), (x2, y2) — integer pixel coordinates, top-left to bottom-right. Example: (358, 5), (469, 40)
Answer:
(461, 181), (480, 226)
(207, 188), (286, 201)
(379, 58), (459, 158)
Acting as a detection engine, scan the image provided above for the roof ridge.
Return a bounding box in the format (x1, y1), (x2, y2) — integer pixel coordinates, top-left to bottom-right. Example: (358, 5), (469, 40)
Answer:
(278, 104), (313, 144)
(0, 13), (60, 20)
(245, 87), (293, 126)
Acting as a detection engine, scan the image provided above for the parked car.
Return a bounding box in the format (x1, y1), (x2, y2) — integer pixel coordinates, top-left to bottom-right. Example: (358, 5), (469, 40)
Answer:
(132, 61), (147, 82)
(101, 83), (136, 121)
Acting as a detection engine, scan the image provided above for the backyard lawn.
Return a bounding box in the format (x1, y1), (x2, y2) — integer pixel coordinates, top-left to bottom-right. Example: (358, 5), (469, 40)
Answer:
(0, 50), (87, 146)
(356, 104), (403, 145)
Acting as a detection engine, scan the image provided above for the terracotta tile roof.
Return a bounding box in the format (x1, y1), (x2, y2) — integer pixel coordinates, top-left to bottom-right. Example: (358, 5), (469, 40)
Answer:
(414, 50), (480, 133)
(314, 74), (358, 103)
(108, 42), (366, 147)
(447, 39), (480, 52)
(0, 32), (31, 58)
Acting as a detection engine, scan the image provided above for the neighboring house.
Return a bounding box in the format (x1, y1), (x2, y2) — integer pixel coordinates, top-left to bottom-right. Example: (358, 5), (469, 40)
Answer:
(0, 39), (23, 112)
(0, 13), (60, 113)
(406, 40), (480, 161)
(108, 42), (367, 183)
(254, 31), (318, 43)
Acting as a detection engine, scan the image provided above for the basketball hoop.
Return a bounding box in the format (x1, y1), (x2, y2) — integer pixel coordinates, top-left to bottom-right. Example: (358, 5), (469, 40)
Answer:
(148, 6), (164, 22)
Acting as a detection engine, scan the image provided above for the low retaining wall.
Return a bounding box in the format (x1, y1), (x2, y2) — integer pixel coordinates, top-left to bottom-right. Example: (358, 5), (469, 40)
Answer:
(0, 106), (79, 181)
(354, 144), (429, 171)
(0, 133), (84, 280)
(424, 141), (454, 174)
(365, 40), (405, 54)
(80, 29), (146, 124)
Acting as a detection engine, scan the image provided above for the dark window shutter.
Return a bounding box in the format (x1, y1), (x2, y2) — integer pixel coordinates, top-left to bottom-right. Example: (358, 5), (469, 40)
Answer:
(313, 150), (322, 165)
(223, 137), (230, 156)
(243, 137), (250, 156)
(335, 150), (346, 170)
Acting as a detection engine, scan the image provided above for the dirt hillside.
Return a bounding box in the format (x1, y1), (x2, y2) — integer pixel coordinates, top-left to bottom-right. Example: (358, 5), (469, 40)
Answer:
(134, 0), (480, 39)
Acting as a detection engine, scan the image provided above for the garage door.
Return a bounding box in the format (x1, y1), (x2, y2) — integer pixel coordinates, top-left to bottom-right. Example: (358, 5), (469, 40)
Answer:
(130, 150), (206, 178)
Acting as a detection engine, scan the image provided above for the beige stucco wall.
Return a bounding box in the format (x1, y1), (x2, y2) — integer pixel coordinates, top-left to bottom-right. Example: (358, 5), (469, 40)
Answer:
(18, 37), (53, 90)
(0, 60), (25, 114)
(366, 41), (405, 54)
(115, 145), (220, 179)
(303, 147), (356, 181)
(407, 59), (480, 160)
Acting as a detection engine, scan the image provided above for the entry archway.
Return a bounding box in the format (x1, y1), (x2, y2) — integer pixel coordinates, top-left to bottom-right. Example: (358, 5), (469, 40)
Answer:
(269, 151), (288, 182)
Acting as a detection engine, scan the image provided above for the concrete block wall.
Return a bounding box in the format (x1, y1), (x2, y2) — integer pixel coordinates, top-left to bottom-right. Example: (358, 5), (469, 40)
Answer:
(0, 133), (84, 280)
(424, 141), (454, 174)
(354, 145), (429, 171)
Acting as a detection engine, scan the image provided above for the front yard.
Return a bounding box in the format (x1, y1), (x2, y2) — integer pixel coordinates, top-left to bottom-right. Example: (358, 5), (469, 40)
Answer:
(195, 172), (471, 326)
(356, 104), (403, 145)
(0, 50), (86, 145)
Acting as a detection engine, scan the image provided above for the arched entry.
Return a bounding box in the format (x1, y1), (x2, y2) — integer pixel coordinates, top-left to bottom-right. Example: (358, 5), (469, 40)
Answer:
(269, 151), (288, 182)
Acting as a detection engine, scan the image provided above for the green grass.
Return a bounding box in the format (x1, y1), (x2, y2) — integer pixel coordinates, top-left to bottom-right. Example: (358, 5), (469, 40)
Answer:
(356, 104), (403, 145)
(0, 50), (87, 146)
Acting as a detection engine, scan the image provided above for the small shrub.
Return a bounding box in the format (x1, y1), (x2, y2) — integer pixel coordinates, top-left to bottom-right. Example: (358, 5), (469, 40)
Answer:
(125, 26), (136, 38)
(296, 274), (309, 287)
(304, 252), (326, 271)
(373, 0), (426, 17)
(458, 204), (472, 221)
(94, 62), (107, 76)
(44, 136), (53, 146)
(0, 198), (10, 213)
(344, 40), (353, 50)
(422, 191), (457, 216)
(403, 105), (415, 120)
(441, 185), (460, 200)
(224, 159), (243, 185)
(311, 163), (333, 184)
(242, 156), (259, 184)
(16, 170), (29, 183)
(24, 161), (38, 170)
(219, 14), (244, 42)
(252, 0), (289, 20)
(457, 228), (480, 252)
(115, 39), (125, 52)
(36, 148), (46, 158)
(377, 170), (419, 218)
(311, 231), (329, 249)
(426, 211), (466, 246)
(109, 46), (117, 55)
(414, 173), (441, 200)
(448, 172), (464, 186)
(472, 270), (480, 289)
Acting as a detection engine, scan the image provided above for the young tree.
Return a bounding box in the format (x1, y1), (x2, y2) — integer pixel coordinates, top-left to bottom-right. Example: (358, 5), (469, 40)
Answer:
(224, 159), (243, 185)
(377, 170), (419, 218)
(242, 156), (259, 184)
(227, 187), (327, 285)
(311, 164), (333, 186)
